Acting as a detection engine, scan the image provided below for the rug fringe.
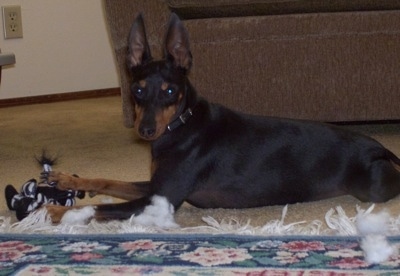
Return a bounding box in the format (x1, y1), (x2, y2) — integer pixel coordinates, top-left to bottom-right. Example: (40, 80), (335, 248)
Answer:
(1, 204), (399, 236)
(184, 205), (324, 236)
(325, 206), (357, 235)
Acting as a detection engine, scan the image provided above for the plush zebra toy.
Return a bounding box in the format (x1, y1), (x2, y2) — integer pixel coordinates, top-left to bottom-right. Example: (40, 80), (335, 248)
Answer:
(5, 153), (85, 221)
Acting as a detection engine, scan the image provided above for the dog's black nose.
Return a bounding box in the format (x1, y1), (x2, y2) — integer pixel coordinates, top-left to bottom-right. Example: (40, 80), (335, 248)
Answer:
(140, 127), (156, 138)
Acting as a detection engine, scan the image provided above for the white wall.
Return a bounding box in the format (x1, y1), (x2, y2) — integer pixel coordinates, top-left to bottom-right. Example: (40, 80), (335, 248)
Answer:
(0, 0), (119, 99)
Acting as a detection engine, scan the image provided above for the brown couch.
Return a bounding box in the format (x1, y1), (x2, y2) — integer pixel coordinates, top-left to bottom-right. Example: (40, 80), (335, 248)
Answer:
(103, 0), (400, 128)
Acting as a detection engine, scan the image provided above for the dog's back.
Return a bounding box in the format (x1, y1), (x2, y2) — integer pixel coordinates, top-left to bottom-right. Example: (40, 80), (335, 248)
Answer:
(150, 96), (400, 208)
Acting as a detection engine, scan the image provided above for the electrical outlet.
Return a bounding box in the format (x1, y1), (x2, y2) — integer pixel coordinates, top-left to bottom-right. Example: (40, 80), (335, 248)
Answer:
(2, 5), (23, 39)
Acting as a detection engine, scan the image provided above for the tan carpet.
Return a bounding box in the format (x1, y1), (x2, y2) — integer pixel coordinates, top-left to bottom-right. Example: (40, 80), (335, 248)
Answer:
(1, 96), (400, 230)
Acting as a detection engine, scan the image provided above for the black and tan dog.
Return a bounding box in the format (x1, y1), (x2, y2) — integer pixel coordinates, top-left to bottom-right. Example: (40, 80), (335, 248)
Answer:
(42, 13), (400, 227)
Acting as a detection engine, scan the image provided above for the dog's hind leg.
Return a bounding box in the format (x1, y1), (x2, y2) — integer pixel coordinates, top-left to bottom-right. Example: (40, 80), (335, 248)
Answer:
(45, 197), (150, 224)
(348, 158), (400, 203)
(45, 195), (178, 228)
(95, 195), (178, 228)
(369, 159), (400, 202)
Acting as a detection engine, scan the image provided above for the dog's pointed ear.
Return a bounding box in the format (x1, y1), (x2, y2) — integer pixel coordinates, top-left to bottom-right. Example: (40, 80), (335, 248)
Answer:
(127, 13), (152, 68)
(165, 13), (192, 70)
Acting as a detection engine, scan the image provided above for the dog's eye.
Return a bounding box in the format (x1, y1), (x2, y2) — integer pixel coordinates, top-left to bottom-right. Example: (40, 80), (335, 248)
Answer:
(166, 87), (175, 95)
(131, 85), (145, 98)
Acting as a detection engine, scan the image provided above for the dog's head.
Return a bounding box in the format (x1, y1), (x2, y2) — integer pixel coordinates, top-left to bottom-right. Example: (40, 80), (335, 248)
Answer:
(127, 13), (193, 141)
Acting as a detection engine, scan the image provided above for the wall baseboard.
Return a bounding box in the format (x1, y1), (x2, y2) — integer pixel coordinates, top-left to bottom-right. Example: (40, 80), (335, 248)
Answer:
(0, 87), (121, 108)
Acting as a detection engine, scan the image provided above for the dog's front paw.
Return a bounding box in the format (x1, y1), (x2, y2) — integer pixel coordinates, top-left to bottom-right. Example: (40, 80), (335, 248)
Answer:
(41, 171), (77, 190)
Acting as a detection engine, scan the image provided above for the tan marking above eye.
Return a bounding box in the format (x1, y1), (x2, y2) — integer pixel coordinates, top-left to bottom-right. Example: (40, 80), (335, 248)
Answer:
(161, 82), (169, 91)
(139, 80), (146, 87)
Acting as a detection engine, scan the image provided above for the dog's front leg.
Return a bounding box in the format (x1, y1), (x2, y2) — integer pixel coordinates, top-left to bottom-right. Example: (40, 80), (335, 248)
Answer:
(41, 172), (184, 228)
(41, 171), (151, 201)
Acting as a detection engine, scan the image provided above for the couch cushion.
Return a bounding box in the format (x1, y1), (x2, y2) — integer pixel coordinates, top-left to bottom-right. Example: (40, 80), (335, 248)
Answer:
(181, 10), (400, 121)
(167, 0), (400, 19)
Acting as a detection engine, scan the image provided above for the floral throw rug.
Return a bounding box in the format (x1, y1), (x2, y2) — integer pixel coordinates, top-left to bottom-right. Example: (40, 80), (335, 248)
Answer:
(1, 233), (400, 276)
